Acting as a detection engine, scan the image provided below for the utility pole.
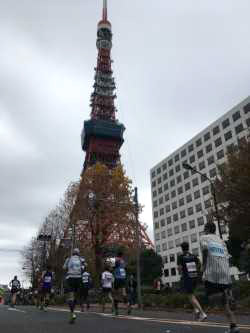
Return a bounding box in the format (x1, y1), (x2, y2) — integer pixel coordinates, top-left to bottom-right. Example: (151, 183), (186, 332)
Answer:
(134, 187), (142, 309)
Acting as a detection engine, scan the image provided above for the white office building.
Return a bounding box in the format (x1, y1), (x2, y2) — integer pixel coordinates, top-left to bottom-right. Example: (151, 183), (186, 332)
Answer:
(150, 96), (250, 286)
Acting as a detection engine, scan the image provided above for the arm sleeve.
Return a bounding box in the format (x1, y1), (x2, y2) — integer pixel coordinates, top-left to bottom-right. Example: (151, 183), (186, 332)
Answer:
(63, 258), (69, 270)
(200, 236), (208, 250)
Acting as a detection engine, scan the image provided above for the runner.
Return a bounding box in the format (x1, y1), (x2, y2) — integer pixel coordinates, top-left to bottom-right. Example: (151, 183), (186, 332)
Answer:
(9, 276), (21, 307)
(63, 248), (86, 324)
(113, 251), (129, 315)
(79, 267), (92, 312)
(200, 222), (240, 333)
(177, 241), (207, 321)
(127, 274), (137, 315)
(100, 264), (114, 313)
(40, 265), (53, 311)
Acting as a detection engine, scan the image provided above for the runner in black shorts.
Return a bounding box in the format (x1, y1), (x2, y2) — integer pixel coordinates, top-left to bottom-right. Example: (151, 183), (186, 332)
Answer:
(177, 242), (207, 321)
(9, 276), (21, 307)
(100, 264), (114, 313)
(79, 267), (92, 312)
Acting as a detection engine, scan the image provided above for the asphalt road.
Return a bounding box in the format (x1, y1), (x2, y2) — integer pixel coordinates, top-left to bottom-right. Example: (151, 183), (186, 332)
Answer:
(0, 305), (249, 333)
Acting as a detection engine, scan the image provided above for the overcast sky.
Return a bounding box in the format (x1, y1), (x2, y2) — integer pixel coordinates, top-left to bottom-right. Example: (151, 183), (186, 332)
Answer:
(0, 0), (249, 285)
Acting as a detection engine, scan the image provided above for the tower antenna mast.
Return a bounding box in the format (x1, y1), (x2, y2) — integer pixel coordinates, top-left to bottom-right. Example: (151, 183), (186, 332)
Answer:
(103, 0), (108, 21)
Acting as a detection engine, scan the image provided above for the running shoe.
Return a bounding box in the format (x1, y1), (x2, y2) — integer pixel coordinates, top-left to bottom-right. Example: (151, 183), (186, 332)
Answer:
(226, 326), (240, 333)
(198, 312), (207, 322)
(194, 310), (200, 320)
(69, 312), (76, 324)
(127, 308), (132, 315)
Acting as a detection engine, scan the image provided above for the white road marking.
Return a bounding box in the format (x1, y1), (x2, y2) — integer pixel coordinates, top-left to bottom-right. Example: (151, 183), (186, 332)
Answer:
(48, 307), (250, 331)
(7, 307), (26, 313)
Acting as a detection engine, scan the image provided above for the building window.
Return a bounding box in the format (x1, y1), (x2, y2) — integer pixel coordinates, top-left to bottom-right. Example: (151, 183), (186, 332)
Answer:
(175, 238), (181, 247)
(163, 172), (168, 181)
(206, 143), (213, 153)
(162, 231), (166, 239)
(197, 149), (204, 159)
(217, 149), (224, 160)
(188, 207), (194, 216)
(154, 222), (159, 229)
(160, 219), (165, 227)
(153, 200), (158, 208)
(207, 155), (215, 165)
(186, 194), (192, 203)
(172, 201), (177, 210)
(196, 138), (202, 147)
(152, 180), (156, 188)
(175, 154), (180, 162)
(164, 183), (169, 191)
(235, 123), (244, 134)
(232, 111), (241, 122)
(199, 161), (205, 170)
(174, 225), (180, 234)
(191, 233), (198, 243)
(181, 149), (187, 158)
(162, 242), (167, 251)
(158, 187), (163, 194)
(180, 210), (186, 218)
(160, 208), (164, 216)
(189, 155), (195, 163)
(167, 228), (173, 237)
(177, 186), (183, 195)
(179, 198), (185, 206)
(188, 144), (194, 152)
(168, 240), (174, 249)
(215, 137), (222, 147)
(183, 235), (189, 243)
(163, 163), (167, 170)
(181, 223), (187, 232)
(224, 130), (232, 141)
(175, 164), (181, 173)
(209, 168), (217, 178)
(165, 205), (171, 213)
(192, 248), (199, 256)
(151, 171), (156, 178)
(164, 269), (169, 277)
(197, 216), (204, 226)
(173, 213), (179, 222)
(222, 118), (230, 129)
(243, 103), (250, 114)
(202, 186), (209, 195)
(169, 169), (174, 177)
(246, 118), (250, 128)
(153, 190), (157, 198)
(171, 190), (176, 198)
(192, 178), (199, 187)
(185, 182), (191, 191)
(159, 197), (164, 205)
(183, 171), (189, 180)
(157, 167), (161, 174)
(156, 245), (161, 253)
(189, 220), (196, 229)
(155, 233), (160, 241)
(171, 268), (177, 276)
(201, 174), (208, 182)
(194, 190), (201, 199)
(164, 256), (168, 264)
(177, 175), (182, 184)
(204, 199), (211, 209)
(195, 203), (202, 212)
(204, 132), (211, 141)
(168, 159), (173, 167)
(213, 125), (220, 135)
(170, 179), (175, 187)
(167, 216), (172, 224)
(165, 193), (169, 201)
(154, 211), (159, 218)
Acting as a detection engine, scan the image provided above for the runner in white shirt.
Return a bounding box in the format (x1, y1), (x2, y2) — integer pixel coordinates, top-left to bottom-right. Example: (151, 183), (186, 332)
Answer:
(101, 264), (114, 313)
(200, 222), (240, 333)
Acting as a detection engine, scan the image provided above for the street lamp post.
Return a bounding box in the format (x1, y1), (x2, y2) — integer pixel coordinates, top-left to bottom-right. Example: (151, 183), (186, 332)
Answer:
(182, 163), (223, 239)
(133, 187), (142, 309)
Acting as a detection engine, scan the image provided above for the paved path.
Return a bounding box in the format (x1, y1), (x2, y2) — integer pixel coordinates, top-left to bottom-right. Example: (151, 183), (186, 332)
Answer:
(0, 305), (249, 332)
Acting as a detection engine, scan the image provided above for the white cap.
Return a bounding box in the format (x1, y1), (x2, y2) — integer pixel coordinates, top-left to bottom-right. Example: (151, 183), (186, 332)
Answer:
(73, 248), (80, 255)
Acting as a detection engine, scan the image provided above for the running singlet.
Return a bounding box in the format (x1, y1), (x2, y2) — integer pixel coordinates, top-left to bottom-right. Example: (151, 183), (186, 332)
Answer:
(11, 280), (20, 289)
(63, 255), (85, 279)
(177, 253), (199, 279)
(200, 234), (231, 285)
(102, 271), (113, 289)
(114, 258), (126, 280)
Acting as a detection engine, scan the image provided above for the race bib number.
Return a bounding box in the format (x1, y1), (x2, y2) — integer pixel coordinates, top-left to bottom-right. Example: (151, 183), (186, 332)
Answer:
(186, 262), (197, 273)
(119, 268), (126, 278)
(82, 276), (89, 283)
(208, 242), (225, 257)
(44, 276), (52, 283)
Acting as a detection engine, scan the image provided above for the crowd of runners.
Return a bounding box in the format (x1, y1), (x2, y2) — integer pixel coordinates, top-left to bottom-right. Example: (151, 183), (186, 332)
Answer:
(7, 221), (240, 332)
